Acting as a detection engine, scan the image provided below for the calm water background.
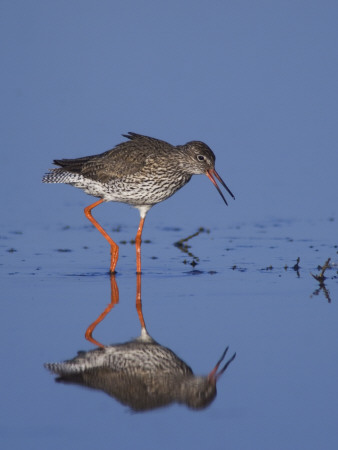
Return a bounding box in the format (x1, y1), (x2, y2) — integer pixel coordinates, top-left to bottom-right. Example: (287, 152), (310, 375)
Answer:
(1, 1), (338, 449)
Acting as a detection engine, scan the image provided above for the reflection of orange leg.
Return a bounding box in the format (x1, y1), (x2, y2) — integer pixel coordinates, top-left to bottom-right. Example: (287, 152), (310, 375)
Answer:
(85, 275), (119, 347)
(84, 199), (119, 273)
(135, 273), (146, 330)
(135, 217), (145, 274)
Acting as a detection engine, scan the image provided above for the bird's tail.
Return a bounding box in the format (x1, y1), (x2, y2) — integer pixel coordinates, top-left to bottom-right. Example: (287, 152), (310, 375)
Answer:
(42, 169), (80, 184)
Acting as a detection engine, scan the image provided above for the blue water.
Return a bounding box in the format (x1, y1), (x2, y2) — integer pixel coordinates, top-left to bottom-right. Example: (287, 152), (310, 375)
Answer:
(1, 216), (337, 450)
(1, 1), (338, 449)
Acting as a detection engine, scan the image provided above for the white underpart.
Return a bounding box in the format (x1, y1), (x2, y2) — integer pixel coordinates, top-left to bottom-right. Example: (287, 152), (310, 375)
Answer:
(43, 168), (190, 208)
(137, 205), (151, 218)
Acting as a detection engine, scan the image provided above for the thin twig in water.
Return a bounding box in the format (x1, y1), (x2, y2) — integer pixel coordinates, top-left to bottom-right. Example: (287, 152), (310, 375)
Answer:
(311, 258), (331, 283)
(311, 258), (332, 303)
(174, 227), (209, 266)
(174, 227), (207, 248)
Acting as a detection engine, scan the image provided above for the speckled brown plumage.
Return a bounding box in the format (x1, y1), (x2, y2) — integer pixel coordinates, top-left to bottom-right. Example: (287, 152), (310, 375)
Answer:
(42, 132), (235, 273)
(45, 330), (236, 412)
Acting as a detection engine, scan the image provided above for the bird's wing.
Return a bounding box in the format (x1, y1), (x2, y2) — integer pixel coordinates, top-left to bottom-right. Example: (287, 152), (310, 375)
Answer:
(53, 133), (173, 183)
(122, 132), (172, 147)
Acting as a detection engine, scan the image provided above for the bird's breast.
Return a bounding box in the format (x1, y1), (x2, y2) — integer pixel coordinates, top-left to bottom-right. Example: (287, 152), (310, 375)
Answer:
(103, 172), (192, 205)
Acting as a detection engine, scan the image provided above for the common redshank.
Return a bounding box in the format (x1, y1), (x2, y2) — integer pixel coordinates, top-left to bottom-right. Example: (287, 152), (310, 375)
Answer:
(45, 273), (236, 411)
(42, 132), (235, 273)
(45, 342), (235, 411)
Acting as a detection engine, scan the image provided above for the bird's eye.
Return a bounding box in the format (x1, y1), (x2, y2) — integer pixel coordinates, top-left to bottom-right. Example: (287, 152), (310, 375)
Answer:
(197, 155), (205, 161)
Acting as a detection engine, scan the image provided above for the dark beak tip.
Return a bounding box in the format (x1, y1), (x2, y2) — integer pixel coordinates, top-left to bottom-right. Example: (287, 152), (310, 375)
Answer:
(206, 170), (234, 205)
(206, 169), (235, 205)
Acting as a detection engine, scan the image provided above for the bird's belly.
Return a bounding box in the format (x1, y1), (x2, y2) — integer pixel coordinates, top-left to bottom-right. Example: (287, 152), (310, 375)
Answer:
(105, 175), (191, 206)
(67, 173), (190, 205)
(68, 176), (117, 200)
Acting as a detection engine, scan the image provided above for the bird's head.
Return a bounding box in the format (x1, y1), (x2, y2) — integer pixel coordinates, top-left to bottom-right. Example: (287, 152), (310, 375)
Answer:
(181, 346), (236, 410)
(182, 141), (235, 205)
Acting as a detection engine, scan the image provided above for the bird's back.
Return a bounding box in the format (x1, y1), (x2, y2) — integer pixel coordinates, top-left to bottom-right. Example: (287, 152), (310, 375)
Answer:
(49, 133), (174, 180)
(42, 133), (192, 206)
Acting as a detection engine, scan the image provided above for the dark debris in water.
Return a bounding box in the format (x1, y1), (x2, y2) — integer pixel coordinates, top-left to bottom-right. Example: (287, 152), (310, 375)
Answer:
(311, 258), (332, 303)
(65, 272), (112, 277)
(261, 265), (273, 271)
(292, 257), (300, 277)
(311, 258), (331, 283)
(128, 239), (151, 244)
(174, 227), (209, 249)
(56, 248), (72, 253)
(283, 257), (300, 277)
(174, 227), (210, 267)
(311, 281), (332, 303)
(232, 265), (247, 272)
(162, 226), (182, 232)
(185, 269), (204, 275)
(7, 248), (17, 253)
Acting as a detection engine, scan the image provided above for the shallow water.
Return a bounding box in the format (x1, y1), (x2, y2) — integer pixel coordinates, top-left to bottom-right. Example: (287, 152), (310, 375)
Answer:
(1, 216), (337, 450)
(2, 2), (338, 447)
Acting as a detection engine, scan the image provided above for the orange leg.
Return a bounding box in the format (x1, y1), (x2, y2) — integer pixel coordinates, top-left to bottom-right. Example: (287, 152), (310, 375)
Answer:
(85, 275), (119, 347)
(135, 273), (146, 330)
(84, 199), (119, 273)
(135, 216), (145, 274)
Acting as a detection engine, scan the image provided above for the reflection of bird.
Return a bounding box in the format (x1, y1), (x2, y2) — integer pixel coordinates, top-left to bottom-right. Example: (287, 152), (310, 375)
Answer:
(45, 329), (236, 411)
(42, 132), (235, 273)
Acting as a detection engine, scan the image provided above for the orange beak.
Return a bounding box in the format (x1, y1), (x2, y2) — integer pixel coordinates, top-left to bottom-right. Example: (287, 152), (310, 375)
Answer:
(207, 347), (236, 383)
(206, 169), (235, 206)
